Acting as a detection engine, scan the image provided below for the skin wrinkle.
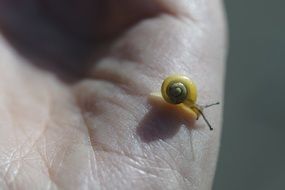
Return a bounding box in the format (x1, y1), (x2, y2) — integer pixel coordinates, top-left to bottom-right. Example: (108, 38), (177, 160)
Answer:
(97, 149), (179, 190)
(10, 96), (54, 187)
(80, 107), (101, 189)
(88, 151), (101, 190)
(84, 138), (191, 185)
(4, 121), (50, 185)
(158, 139), (182, 159)
(38, 139), (60, 190)
(74, 79), (144, 147)
(47, 147), (69, 190)
(2, 70), (55, 187)
(128, 160), (191, 186)
(46, 127), (90, 189)
(174, 128), (196, 161)
(33, 95), (53, 175)
(6, 151), (23, 184)
(170, 137), (199, 184)
(2, 145), (37, 188)
(158, 138), (195, 168)
(122, 164), (182, 189)
(71, 86), (102, 189)
(189, 131), (196, 161)
(90, 59), (152, 96)
(2, 150), (18, 184)
(155, 140), (194, 188)
(151, 155), (194, 187)
(2, 132), (35, 184)
(35, 133), (62, 189)
(48, 142), (78, 189)
(119, 152), (175, 178)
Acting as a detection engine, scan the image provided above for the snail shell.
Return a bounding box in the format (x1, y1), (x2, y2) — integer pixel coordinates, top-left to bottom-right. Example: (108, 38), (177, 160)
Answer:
(161, 75), (197, 105)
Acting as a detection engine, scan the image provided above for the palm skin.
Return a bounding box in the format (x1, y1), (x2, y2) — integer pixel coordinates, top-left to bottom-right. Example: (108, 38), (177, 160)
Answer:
(0, 0), (227, 189)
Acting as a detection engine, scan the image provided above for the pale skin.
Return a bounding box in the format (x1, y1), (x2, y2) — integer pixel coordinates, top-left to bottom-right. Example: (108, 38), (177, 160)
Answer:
(0, 0), (227, 189)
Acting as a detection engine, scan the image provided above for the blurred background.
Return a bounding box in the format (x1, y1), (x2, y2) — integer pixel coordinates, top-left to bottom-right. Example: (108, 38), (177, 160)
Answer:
(214, 0), (285, 189)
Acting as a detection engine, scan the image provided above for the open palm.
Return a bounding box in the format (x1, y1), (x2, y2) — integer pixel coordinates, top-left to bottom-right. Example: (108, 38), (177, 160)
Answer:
(0, 0), (226, 189)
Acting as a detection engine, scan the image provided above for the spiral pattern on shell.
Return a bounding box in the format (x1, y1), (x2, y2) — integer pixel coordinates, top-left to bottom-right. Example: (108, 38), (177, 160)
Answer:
(161, 75), (197, 105)
(166, 82), (188, 104)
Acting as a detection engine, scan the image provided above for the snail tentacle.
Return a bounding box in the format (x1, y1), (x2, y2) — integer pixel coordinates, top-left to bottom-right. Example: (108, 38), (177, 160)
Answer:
(158, 74), (218, 131)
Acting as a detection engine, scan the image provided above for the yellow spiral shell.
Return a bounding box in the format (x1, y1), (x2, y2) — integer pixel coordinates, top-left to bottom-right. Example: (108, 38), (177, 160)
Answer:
(161, 75), (197, 106)
(148, 74), (217, 130)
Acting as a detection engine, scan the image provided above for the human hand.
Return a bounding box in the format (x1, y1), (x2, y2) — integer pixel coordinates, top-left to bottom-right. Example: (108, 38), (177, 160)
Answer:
(0, 0), (226, 189)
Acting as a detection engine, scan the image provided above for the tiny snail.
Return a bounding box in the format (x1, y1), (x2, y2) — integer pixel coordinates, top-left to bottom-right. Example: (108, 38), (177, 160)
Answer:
(150, 75), (219, 130)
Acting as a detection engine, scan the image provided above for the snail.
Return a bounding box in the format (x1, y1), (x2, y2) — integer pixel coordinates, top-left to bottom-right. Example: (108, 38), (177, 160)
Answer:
(150, 75), (219, 130)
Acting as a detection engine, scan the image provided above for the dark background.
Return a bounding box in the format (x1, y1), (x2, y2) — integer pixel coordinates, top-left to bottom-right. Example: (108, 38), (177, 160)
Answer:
(214, 0), (285, 189)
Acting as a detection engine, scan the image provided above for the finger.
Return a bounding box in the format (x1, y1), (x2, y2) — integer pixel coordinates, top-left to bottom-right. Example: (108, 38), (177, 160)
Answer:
(0, 0), (168, 78)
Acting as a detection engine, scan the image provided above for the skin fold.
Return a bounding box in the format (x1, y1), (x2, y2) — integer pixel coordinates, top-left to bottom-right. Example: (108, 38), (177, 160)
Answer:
(0, 0), (227, 189)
